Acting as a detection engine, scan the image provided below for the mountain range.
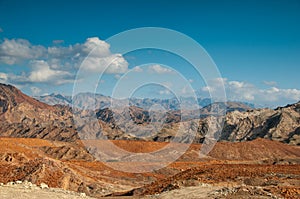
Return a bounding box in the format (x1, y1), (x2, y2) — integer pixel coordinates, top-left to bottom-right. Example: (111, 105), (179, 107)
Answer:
(0, 83), (300, 198)
(0, 83), (299, 145)
(35, 93), (255, 111)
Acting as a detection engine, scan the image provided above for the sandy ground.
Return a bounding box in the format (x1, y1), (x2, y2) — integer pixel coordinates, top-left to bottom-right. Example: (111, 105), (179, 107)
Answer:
(147, 184), (223, 199)
(0, 184), (94, 199)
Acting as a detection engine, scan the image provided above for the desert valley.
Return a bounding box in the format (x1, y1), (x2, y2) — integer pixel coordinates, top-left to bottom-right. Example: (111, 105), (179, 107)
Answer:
(0, 83), (299, 198)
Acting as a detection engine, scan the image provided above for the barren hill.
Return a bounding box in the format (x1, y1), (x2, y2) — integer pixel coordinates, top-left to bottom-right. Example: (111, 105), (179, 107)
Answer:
(0, 83), (77, 141)
(0, 83), (299, 145)
(220, 102), (300, 145)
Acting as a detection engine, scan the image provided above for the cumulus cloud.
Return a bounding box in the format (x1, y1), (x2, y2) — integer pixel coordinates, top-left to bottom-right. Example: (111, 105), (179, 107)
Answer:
(0, 37), (129, 86)
(82, 37), (110, 56)
(132, 66), (143, 72)
(0, 38), (45, 65)
(260, 87), (300, 102)
(201, 78), (300, 106)
(28, 60), (73, 84)
(0, 60), (74, 86)
(82, 53), (128, 74)
(47, 37), (128, 74)
(148, 64), (173, 74)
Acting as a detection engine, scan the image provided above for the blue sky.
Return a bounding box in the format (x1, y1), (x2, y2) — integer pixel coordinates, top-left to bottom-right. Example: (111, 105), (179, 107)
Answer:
(0, 0), (299, 107)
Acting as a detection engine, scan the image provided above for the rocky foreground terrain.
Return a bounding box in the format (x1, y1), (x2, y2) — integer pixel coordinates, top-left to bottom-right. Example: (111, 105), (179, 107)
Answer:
(0, 137), (299, 198)
(0, 181), (91, 199)
(0, 83), (300, 198)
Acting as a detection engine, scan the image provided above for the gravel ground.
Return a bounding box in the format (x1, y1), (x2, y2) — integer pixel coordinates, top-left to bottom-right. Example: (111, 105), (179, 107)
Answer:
(0, 181), (95, 199)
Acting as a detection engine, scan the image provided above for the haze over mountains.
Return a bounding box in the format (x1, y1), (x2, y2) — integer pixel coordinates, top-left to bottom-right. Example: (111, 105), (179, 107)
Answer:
(35, 93), (255, 111)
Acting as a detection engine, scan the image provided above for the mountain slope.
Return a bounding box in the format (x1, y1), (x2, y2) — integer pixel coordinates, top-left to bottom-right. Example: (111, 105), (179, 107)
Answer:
(219, 102), (300, 145)
(0, 83), (77, 141)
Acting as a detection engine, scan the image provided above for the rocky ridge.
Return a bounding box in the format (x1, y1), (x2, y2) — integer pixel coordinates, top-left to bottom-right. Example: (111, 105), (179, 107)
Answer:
(0, 83), (299, 145)
(220, 102), (300, 145)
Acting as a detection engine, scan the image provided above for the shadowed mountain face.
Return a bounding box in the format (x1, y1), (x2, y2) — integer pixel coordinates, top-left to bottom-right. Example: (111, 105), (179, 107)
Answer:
(0, 84), (78, 141)
(0, 83), (299, 145)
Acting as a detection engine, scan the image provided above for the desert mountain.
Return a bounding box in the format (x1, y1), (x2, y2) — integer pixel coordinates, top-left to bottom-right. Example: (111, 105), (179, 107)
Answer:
(35, 92), (254, 111)
(35, 93), (72, 106)
(0, 83), (300, 198)
(219, 102), (300, 145)
(94, 101), (300, 144)
(0, 83), (77, 141)
(0, 83), (299, 145)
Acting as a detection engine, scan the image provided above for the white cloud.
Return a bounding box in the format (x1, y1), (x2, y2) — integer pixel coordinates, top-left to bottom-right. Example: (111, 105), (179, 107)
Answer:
(159, 89), (171, 95)
(0, 60), (74, 86)
(132, 66), (143, 72)
(202, 86), (214, 93)
(0, 27), (3, 33)
(0, 37), (128, 74)
(228, 81), (245, 88)
(201, 78), (300, 106)
(180, 85), (195, 96)
(0, 72), (8, 83)
(0, 37), (129, 87)
(82, 37), (110, 56)
(82, 53), (128, 74)
(148, 64), (173, 74)
(28, 60), (72, 84)
(260, 87), (300, 102)
(0, 38), (45, 65)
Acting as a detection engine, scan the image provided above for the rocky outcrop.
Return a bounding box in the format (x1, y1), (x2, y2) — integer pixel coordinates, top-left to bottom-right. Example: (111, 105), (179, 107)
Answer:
(217, 102), (300, 145)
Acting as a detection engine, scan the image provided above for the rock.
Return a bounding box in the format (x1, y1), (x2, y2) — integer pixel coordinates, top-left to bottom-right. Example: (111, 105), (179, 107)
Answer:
(40, 183), (49, 189)
(218, 102), (300, 144)
(243, 178), (266, 186)
(6, 182), (15, 186)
